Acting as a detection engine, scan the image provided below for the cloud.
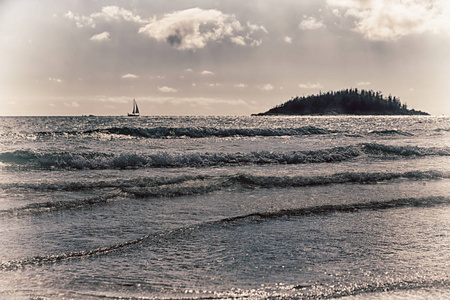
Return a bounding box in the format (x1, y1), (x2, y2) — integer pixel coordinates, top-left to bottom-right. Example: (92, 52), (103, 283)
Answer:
(90, 31), (110, 42)
(299, 82), (324, 89)
(299, 16), (325, 30)
(235, 83), (248, 88)
(150, 75), (165, 79)
(96, 96), (129, 104)
(48, 77), (62, 83)
(357, 81), (371, 86)
(65, 11), (96, 28)
(138, 7), (267, 50)
(201, 70), (215, 75)
(66, 6), (267, 49)
(93, 6), (147, 24)
(64, 101), (80, 108)
(158, 86), (178, 93)
(283, 36), (293, 43)
(65, 6), (147, 28)
(121, 74), (139, 79)
(230, 36), (246, 46)
(327, 0), (450, 40)
(259, 84), (274, 91)
(160, 97), (249, 107)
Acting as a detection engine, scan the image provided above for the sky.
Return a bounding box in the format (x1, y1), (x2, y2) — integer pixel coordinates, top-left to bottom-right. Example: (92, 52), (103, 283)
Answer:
(1, 0), (449, 116)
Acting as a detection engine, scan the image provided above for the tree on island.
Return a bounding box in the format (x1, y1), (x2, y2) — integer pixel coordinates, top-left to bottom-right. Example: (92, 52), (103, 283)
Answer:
(253, 89), (429, 116)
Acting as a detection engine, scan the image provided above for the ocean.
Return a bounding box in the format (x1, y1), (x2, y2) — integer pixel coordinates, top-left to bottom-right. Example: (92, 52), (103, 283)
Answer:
(0, 115), (449, 299)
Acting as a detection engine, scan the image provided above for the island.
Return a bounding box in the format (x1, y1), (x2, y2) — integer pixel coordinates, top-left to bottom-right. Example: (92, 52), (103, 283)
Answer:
(253, 89), (429, 116)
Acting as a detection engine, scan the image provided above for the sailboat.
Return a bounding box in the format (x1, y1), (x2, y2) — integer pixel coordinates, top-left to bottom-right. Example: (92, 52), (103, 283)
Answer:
(128, 99), (140, 117)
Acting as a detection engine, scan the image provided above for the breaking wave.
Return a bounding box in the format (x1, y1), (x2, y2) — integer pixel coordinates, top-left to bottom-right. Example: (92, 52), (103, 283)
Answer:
(0, 194), (121, 216)
(368, 129), (413, 136)
(220, 196), (450, 224)
(2, 195), (449, 270)
(2, 171), (448, 215)
(36, 125), (334, 139)
(0, 146), (360, 170)
(361, 143), (450, 156)
(1, 143), (449, 170)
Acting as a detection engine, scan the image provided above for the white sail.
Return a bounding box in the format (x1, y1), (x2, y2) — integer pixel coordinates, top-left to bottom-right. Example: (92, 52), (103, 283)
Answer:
(128, 99), (140, 116)
(134, 100), (139, 114)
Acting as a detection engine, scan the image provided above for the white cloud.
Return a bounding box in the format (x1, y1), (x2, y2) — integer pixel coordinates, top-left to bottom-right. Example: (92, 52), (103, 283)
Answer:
(201, 70), (215, 75)
(235, 83), (248, 88)
(327, 0), (450, 40)
(134, 96), (249, 108)
(230, 36), (246, 46)
(250, 39), (263, 47)
(48, 77), (62, 83)
(96, 96), (129, 104)
(138, 7), (267, 50)
(357, 81), (371, 86)
(121, 74), (139, 79)
(299, 82), (324, 89)
(164, 97), (249, 107)
(90, 31), (110, 42)
(64, 101), (80, 108)
(65, 11), (96, 28)
(299, 16), (325, 30)
(247, 22), (268, 34)
(259, 84), (274, 91)
(150, 75), (165, 79)
(93, 6), (147, 24)
(66, 7), (267, 50)
(158, 86), (178, 93)
(283, 36), (293, 43)
(65, 6), (147, 28)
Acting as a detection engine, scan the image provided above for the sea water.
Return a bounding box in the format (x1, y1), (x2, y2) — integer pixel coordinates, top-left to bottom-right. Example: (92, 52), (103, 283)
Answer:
(0, 115), (449, 299)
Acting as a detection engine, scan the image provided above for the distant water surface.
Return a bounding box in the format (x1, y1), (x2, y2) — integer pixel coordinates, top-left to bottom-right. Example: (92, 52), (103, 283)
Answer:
(0, 116), (449, 299)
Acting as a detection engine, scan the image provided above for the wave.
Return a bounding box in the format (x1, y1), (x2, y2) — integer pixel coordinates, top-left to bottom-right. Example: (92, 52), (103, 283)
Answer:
(320, 280), (450, 299)
(2, 195), (449, 270)
(0, 194), (121, 216)
(220, 196), (450, 224)
(32, 126), (422, 139)
(361, 143), (450, 157)
(0, 233), (151, 271)
(368, 129), (413, 136)
(1, 174), (203, 192)
(2, 171), (448, 215)
(434, 128), (450, 133)
(0, 146), (361, 170)
(213, 279), (450, 299)
(35, 125), (335, 139)
(1, 144), (448, 170)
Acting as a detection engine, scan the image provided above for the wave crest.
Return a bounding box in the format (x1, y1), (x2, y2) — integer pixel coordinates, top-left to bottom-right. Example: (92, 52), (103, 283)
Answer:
(0, 147), (360, 170)
(1, 144), (448, 170)
(362, 143), (450, 156)
(37, 125), (334, 139)
(2, 196), (448, 270)
(2, 171), (447, 216)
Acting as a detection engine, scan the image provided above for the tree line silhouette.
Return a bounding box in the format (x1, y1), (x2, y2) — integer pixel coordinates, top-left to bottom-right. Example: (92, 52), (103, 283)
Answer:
(254, 89), (428, 115)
